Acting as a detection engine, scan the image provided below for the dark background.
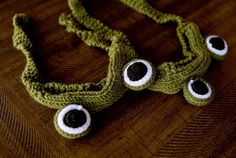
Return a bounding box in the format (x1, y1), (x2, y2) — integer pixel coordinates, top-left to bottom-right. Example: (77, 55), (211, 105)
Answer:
(0, 0), (236, 157)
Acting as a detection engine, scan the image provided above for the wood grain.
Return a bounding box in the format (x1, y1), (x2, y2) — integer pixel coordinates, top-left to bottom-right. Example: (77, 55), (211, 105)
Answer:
(1, 0), (236, 157)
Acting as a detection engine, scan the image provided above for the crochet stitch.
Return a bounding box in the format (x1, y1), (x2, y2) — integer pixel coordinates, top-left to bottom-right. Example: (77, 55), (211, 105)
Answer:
(183, 77), (215, 106)
(123, 59), (156, 91)
(118, 0), (227, 103)
(13, 12), (137, 112)
(118, 0), (212, 94)
(205, 35), (228, 60)
(12, 0), (228, 138)
(54, 104), (92, 138)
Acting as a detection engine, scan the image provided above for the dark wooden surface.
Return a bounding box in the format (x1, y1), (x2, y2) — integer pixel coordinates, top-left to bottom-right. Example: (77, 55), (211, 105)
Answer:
(1, 0), (236, 157)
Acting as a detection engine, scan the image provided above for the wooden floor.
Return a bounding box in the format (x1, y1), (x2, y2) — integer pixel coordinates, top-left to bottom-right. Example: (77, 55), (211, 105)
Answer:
(1, 0), (236, 157)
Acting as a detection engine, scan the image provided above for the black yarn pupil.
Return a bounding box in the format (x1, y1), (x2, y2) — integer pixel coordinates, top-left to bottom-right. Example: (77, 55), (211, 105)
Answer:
(127, 62), (148, 81)
(63, 109), (87, 128)
(209, 37), (225, 50)
(191, 79), (209, 95)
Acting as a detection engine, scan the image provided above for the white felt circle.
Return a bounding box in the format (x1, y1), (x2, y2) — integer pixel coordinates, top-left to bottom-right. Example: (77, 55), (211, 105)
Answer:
(188, 79), (212, 99)
(123, 59), (153, 87)
(206, 35), (228, 56)
(57, 104), (91, 135)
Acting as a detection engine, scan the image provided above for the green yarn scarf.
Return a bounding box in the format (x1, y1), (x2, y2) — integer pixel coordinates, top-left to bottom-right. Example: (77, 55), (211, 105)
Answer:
(12, 0), (228, 138)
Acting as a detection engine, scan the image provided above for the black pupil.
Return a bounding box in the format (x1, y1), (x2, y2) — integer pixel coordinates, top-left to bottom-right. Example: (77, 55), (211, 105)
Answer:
(191, 79), (209, 95)
(63, 109), (87, 128)
(209, 37), (225, 50)
(127, 62), (148, 81)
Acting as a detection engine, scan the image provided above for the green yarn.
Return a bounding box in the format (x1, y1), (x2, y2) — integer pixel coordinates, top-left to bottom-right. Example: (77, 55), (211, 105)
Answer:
(119, 0), (212, 95)
(12, 0), (227, 138)
(54, 105), (92, 139)
(183, 78), (215, 106)
(12, 5), (137, 113)
(205, 35), (228, 61)
(212, 53), (227, 61)
(12, 0), (218, 110)
(123, 59), (156, 91)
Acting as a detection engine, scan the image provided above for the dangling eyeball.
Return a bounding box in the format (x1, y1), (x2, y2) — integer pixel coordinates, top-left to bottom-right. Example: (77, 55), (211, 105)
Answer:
(183, 78), (215, 106)
(123, 59), (156, 91)
(54, 104), (91, 139)
(205, 35), (228, 60)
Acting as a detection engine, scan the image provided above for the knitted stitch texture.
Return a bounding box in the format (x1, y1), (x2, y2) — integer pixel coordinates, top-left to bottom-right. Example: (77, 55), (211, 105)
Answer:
(12, 1), (137, 113)
(12, 0), (224, 110)
(183, 77), (215, 106)
(119, 0), (212, 95)
(12, 0), (227, 138)
(123, 59), (156, 91)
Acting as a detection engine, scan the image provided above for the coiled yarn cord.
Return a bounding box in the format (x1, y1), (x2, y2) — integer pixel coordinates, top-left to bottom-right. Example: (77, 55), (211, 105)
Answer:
(119, 0), (212, 94)
(12, 0), (225, 139)
(12, 0), (137, 112)
(13, 0), (219, 111)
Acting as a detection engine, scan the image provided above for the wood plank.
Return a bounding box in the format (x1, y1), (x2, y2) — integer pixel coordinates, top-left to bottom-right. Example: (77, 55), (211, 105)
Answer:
(0, 0), (236, 157)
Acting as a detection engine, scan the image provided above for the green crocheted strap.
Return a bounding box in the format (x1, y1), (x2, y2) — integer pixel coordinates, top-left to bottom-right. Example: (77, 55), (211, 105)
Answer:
(120, 0), (212, 94)
(12, 0), (137, 112)
(68, 0), (110, 33)
(61, 0), (122, 51)
(120, 0), (183, 24)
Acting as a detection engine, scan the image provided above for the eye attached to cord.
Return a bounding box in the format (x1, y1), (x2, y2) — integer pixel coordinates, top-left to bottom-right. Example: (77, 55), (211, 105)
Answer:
(123, 59), (156, 91)
(54, 104), (91, 139)
(205, 35), (228, 60)
(183, 78), (215, 106)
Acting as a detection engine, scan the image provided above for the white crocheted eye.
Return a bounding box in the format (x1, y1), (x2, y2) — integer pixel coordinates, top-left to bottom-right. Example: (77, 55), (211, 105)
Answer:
(187, 79), (212, 99)
(55, 104), (91, 136)
(123, 59), (155, 90)
(205, 35), (228, 58)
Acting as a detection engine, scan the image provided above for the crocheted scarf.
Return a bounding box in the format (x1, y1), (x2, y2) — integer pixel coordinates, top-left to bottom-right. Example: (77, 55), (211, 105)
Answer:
(12, 0), (228, 138)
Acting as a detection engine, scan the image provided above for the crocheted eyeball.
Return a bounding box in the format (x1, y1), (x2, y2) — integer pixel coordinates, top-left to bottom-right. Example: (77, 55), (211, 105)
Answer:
(205, 35), (228, 60)
(54, 104), (92, 139)
(123, 59), (156, 91)
(183, 78), (215, 106)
